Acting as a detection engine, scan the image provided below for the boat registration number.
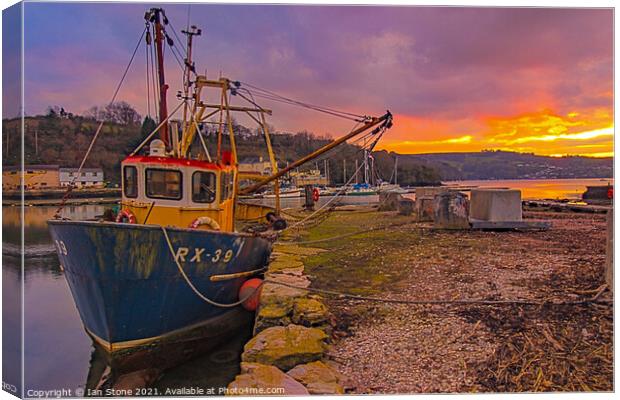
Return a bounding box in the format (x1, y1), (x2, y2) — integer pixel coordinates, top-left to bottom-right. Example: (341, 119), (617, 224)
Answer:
(174, 247), (234, 264)
(54, 240), (233, 265)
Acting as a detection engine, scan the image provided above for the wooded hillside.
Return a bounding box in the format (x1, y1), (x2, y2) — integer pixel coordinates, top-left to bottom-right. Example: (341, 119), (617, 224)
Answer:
(2, 105), (441, 186)
(3, 104), (611, 185)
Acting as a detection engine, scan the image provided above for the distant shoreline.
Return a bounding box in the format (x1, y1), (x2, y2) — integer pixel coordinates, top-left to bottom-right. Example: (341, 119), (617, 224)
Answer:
(442, 177), (613, 183)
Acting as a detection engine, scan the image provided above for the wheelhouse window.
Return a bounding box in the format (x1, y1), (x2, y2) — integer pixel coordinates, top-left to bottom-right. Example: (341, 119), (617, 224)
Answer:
(192, 171), (216, 203)
(123, 166), (138, 198)
(146, 168), (182, 200)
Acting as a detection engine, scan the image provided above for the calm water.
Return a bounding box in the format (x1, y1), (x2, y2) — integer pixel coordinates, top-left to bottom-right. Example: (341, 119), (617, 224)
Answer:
(442, 178), (614, 200)
(2, 178), (611, 392)
(2, 205), (250, 395)
(251, 178), (614, 208)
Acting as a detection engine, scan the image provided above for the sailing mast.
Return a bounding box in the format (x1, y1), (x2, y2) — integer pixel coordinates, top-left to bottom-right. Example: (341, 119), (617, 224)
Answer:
(148, 8), (169, 149)
(394, 156), (398, 185)
(363, 150), (369, 185)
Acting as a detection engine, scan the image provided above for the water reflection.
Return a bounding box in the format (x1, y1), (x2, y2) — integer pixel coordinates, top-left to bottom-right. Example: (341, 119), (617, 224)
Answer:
(444, 178), (613, 200)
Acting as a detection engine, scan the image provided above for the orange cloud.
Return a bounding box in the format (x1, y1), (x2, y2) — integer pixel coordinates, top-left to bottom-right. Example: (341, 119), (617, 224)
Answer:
(376, 108), (613, 157)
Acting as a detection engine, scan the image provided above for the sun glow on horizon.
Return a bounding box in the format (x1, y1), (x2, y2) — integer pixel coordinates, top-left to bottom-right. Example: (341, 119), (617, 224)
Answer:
(504, 126), (614, 145)
(376, 109), (613, 157)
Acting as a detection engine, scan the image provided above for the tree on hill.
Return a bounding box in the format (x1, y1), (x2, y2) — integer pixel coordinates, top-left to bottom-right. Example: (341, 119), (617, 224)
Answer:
(86, 101), (141, 125)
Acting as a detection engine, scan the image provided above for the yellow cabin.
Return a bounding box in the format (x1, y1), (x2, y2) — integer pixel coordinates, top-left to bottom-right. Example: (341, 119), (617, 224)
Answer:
(119, 139), (236, 231)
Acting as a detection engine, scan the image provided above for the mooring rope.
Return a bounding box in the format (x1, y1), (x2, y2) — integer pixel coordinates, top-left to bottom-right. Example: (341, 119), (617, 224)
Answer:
(262, 279), (612, 307)
(162, 225), (610, 309)
(279, 184), (408, 241)
(161, 226), (265, 308)
(278, 220), (420, 245)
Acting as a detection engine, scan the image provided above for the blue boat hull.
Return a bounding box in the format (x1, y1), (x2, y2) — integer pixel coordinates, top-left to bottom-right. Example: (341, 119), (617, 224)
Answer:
(47, 220), (273, 353)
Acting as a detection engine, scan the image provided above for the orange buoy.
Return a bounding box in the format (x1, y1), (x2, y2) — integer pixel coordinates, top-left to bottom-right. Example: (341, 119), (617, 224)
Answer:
(239, 278), (262, 311)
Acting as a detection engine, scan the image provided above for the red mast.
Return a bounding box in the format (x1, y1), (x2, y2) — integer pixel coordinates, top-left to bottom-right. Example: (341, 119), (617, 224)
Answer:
(147, 8), (169, 148)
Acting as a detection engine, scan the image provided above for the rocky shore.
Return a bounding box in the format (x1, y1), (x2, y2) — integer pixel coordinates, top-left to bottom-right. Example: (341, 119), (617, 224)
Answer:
(228, 241), (344, 395)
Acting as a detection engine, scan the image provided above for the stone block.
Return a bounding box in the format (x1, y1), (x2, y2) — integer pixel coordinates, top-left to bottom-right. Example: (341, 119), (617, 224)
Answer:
(292, 298), (329, 326)
(414, 187), (450, 221)
(433, 192), (470, 229)
(228, 363), (309, 395)
(470, 189), (522, 222)
(378, 192), (403, 211)
(397, 198), (414, 216)
(287, 361), (344, 394)
(415, 197), (435, 222)
(242, 325), (328, 371)
(415, 186), (449, 200)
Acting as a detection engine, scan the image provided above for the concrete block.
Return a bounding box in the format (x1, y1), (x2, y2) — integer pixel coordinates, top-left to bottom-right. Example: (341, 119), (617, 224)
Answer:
(415, 197), (435, 221)
(433, 192), (470, 229)
(415, 186), (449, 200)
(378, 192), (403, 211)
(470, 189), (522, 222)
(397, 198), (414, 216)
(414, 187), (450, 221)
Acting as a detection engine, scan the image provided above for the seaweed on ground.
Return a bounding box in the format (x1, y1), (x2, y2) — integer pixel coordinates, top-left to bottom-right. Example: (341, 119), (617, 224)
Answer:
(467, 303), (612, 392)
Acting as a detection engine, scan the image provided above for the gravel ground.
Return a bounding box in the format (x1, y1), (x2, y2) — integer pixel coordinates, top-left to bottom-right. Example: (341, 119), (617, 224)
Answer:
(301, 209), (613, 394)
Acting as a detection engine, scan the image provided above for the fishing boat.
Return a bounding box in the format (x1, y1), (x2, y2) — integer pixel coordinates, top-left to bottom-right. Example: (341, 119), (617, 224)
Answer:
(47, 7), (392, 372)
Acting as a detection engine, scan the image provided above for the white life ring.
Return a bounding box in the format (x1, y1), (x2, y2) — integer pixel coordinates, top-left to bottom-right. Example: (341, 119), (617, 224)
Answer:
(189, 216), (221, 231)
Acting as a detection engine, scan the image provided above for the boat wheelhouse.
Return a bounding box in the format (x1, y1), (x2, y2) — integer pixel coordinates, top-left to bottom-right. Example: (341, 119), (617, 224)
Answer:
(120, 144), (236, 231)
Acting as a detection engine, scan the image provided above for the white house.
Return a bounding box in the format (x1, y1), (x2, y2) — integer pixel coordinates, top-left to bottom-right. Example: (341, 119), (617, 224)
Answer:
(59, 168), (105, 187)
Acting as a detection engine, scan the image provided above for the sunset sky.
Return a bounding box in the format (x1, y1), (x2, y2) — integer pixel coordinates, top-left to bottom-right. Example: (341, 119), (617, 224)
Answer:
(6, 3), (614, 157)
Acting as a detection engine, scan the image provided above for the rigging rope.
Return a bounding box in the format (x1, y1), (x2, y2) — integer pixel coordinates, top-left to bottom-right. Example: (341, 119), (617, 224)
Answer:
(282, 126), (387, 231)
(275, 123), (390, 231)
(284, 162), (364, 231)
(54, 26), (147, 218)
(241, 81), (366, 119)
(163, 31), (187, 73)
(237, 81), (367, 122)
